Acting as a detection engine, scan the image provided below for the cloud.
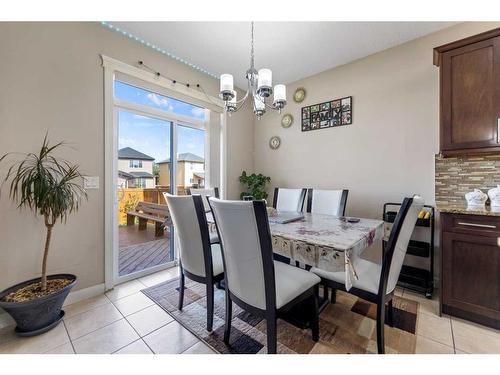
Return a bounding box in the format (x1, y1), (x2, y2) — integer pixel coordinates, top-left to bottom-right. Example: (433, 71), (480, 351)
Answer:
(147, 93), (170, 108)
(185, 142), (197, 150)
(118, 137), (137, 148)
(191, 107), (205, 118)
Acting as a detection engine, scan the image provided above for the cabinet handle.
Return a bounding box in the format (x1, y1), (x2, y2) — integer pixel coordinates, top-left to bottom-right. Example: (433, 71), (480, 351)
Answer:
(498, 119), (500, 143)
(457, 221), (496, 229)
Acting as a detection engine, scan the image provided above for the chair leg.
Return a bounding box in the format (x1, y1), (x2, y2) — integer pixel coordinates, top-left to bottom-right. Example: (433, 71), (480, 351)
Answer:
(206, 283), (214, 332)
(376, 301), (386, 354)
(266, 314), (277, 354)
(178, 271), (185, 311)
(311, 286), (320, 342)
(322, 281), (329, 302)
(387, 299), (394, 327)
(331, 288), (337, 304)
(224, 286), (232, 344)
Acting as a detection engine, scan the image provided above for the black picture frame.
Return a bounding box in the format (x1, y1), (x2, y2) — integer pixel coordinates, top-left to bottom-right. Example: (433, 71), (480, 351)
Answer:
(301, 96), (352, 132)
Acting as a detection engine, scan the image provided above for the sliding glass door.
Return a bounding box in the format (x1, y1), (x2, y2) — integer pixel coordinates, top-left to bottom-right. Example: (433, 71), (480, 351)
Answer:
(113, 80), (207, 283)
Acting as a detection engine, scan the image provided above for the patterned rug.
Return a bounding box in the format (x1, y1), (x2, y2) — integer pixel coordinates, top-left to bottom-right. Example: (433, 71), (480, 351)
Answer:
(142, 277), (419, 354)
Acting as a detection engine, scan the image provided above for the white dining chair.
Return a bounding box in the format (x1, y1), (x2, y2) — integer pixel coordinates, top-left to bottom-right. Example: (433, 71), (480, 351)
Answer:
(310, 196), (424, 354)
(306, 188), (349, 216)
(187, 187), (219, 212)
(164, 194), (224, 332)
(209, 197), (321, 354)
(272, 188), (307, 212)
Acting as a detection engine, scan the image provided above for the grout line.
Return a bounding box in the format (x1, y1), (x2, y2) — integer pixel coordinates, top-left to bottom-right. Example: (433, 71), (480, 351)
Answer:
(450, 318), (457, 354)
(110, 338), (143, 354)
(62, 320), (77, 354)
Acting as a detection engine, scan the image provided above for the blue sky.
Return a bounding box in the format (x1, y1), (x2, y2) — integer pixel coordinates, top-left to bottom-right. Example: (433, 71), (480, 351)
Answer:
(115, 81), (205, 162)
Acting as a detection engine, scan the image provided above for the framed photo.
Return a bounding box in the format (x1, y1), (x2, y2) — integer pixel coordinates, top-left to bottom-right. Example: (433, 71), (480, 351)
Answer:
(301, 96), (352, 132)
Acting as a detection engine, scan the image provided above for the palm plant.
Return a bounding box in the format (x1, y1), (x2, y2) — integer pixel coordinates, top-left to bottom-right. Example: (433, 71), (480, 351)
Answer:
(0, 134), (87, 292)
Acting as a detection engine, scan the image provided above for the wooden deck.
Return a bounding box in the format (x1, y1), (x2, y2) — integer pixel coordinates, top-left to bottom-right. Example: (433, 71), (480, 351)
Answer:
(118, 224), (172, 276)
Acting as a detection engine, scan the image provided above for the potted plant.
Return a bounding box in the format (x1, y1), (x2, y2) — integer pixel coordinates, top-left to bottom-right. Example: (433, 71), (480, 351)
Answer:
(239, 171), (271, 201)
(0, 134), (87, 336)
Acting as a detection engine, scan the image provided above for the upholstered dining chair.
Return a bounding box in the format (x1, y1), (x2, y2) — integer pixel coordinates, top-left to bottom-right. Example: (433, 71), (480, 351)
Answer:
(272, 188), (307, 212)
(187, 187), (220, 212)
(164, 194), (224, 332)
(209, 198), (321, 354)
(306, 188), (349, 216)
(311, 196), (424, 354)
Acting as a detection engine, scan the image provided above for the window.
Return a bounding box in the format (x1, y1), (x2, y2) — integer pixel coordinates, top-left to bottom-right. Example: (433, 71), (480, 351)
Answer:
(129, 160), (142, 168)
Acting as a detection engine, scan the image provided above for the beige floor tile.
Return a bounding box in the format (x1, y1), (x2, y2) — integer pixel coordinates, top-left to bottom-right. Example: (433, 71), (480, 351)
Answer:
(451, 317), (500, 340)
(126, 304), (173, 337)
(114, 339), (153, 354)
(403, 290), (440, 317)
(112, 292), (154, 316)
(105, 280), (145, 302)
(72, 319), (139, 354)
(138, 267), (180, 287)
(416, 312), (453, 347)
(0, 323), (69, 354)
(45, 342), (75, 354)
(453, 328), (500, 354)
(143, 321), (198, 354)
(182, 341), (217, 354)
(415, 335), (454, 354)
(64, 294), (110, 319)
(64, 303), (123, 340)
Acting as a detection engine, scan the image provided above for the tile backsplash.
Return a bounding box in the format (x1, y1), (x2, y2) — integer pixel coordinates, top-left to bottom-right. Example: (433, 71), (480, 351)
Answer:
(435, 154), (500, 205)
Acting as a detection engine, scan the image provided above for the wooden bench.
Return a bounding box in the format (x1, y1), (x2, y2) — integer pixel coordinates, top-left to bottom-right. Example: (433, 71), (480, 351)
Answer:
(126, 202), (170, 237)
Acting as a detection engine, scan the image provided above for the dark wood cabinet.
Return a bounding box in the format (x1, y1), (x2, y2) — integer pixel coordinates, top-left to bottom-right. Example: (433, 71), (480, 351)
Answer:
(435, 28), (500, 156)
(441, 213), (500, 329)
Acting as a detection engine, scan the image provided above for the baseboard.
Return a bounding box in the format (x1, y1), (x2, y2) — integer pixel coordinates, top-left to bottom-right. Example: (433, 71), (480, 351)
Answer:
(0, 283), (106, 330)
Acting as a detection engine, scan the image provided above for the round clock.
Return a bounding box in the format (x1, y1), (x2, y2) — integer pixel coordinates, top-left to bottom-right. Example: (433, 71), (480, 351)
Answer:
(293, 87), (306, 103)
(269, 136), (281, 150)
(281, 114), (293, 128)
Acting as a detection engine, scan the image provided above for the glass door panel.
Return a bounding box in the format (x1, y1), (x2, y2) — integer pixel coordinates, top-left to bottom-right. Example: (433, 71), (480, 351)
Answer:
(176, 125), (206, 195)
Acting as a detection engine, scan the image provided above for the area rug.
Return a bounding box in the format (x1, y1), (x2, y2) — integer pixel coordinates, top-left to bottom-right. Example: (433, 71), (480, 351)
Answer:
(142, 277), (419, 354)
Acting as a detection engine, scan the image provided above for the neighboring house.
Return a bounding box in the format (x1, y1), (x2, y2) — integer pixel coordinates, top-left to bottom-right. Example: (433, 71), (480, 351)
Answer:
(157, 152), (205, 188)
(118, 147), (156, 188)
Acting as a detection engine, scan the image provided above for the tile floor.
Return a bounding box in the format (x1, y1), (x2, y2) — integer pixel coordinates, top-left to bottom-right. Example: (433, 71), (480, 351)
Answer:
(1, 266), (499, 354)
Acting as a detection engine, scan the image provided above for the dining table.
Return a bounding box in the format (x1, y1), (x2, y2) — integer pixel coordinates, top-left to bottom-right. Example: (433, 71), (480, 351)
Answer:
(205, 211), (385, 292)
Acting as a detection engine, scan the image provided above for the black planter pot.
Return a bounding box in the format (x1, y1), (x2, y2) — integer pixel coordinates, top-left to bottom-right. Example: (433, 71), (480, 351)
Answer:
(0, 274), (77, 337)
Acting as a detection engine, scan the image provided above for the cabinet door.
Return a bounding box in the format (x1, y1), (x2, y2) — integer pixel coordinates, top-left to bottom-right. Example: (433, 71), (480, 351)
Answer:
(440, 36), (500, 152)
(442, 231), (500, 321)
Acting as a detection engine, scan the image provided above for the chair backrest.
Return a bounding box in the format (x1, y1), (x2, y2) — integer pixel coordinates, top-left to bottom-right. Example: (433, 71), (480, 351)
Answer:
(209, 198), (275, 311)
(379, 196), (425, 295)
(306, 189), (348, 216)
(164, 194), (213, 279)
(188, 187), (220, 212)
(272, 188), (307, 212)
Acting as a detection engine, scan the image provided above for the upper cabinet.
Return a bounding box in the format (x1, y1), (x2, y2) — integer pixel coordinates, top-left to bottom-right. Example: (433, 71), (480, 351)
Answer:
(434, 28), (500, 156)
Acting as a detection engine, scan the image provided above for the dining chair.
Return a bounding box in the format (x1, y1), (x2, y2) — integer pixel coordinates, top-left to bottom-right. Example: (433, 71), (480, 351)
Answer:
(310, 196), (424, 354)
(187, 187), (220, 212)
(306, 188), (349, 216)
(164, 194), (224, 332)
(272, 188), (307, 212)
(209, 198), (321, 354)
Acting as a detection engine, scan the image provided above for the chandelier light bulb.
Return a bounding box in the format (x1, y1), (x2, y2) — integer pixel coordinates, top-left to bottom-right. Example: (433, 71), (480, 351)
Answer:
(220, 74), (235, 101)
(257, 68), (273, 97)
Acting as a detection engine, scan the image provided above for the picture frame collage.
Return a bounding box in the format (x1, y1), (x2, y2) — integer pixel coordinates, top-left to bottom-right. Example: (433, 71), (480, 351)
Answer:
(301, 96), (352, 131)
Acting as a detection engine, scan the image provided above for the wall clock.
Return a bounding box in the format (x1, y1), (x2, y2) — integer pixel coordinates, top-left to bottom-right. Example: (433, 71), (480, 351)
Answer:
(293, 87), (306, 103)
(281, 114), (293, 128)
(269, 136), (281, 150)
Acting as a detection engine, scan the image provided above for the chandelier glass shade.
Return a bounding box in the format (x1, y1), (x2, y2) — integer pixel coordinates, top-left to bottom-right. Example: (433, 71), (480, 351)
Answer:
(219, 22), (287, 119)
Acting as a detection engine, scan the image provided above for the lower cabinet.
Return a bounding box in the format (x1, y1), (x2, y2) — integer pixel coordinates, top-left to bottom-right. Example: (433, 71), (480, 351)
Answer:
(441, 214), (500, 329)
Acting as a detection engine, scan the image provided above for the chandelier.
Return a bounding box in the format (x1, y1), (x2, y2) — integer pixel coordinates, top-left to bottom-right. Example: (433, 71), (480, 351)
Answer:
(219, 22), (287, 119)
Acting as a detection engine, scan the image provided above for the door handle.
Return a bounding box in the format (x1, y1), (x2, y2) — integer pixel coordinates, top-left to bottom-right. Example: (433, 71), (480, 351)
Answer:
(457, 221), (496, 229)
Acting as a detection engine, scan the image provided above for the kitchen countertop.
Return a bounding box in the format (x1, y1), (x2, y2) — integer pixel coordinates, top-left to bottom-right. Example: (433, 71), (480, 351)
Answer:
(436, 203), (500, 217)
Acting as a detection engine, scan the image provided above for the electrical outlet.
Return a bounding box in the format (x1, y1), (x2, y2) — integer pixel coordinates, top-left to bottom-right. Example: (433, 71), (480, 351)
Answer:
(83, 176), (99, 189)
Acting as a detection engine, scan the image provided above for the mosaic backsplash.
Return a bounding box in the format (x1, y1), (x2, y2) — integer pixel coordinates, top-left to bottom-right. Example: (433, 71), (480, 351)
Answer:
(435, 154), (500, 205)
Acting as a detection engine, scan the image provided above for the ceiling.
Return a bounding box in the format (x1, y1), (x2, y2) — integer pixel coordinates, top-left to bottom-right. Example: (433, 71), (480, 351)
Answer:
(109, 22), (457, 88)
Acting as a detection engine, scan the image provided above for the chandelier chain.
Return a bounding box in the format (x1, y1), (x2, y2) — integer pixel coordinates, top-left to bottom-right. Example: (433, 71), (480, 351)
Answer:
(250, 21), (255, 70)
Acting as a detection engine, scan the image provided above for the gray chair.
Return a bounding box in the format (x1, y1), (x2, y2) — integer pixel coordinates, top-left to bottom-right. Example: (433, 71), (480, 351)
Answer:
(187, 187), (220, 212)
(164, 194), (224, 332)
(310, 195), (424, 353)
(209, 198), (321, 354)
